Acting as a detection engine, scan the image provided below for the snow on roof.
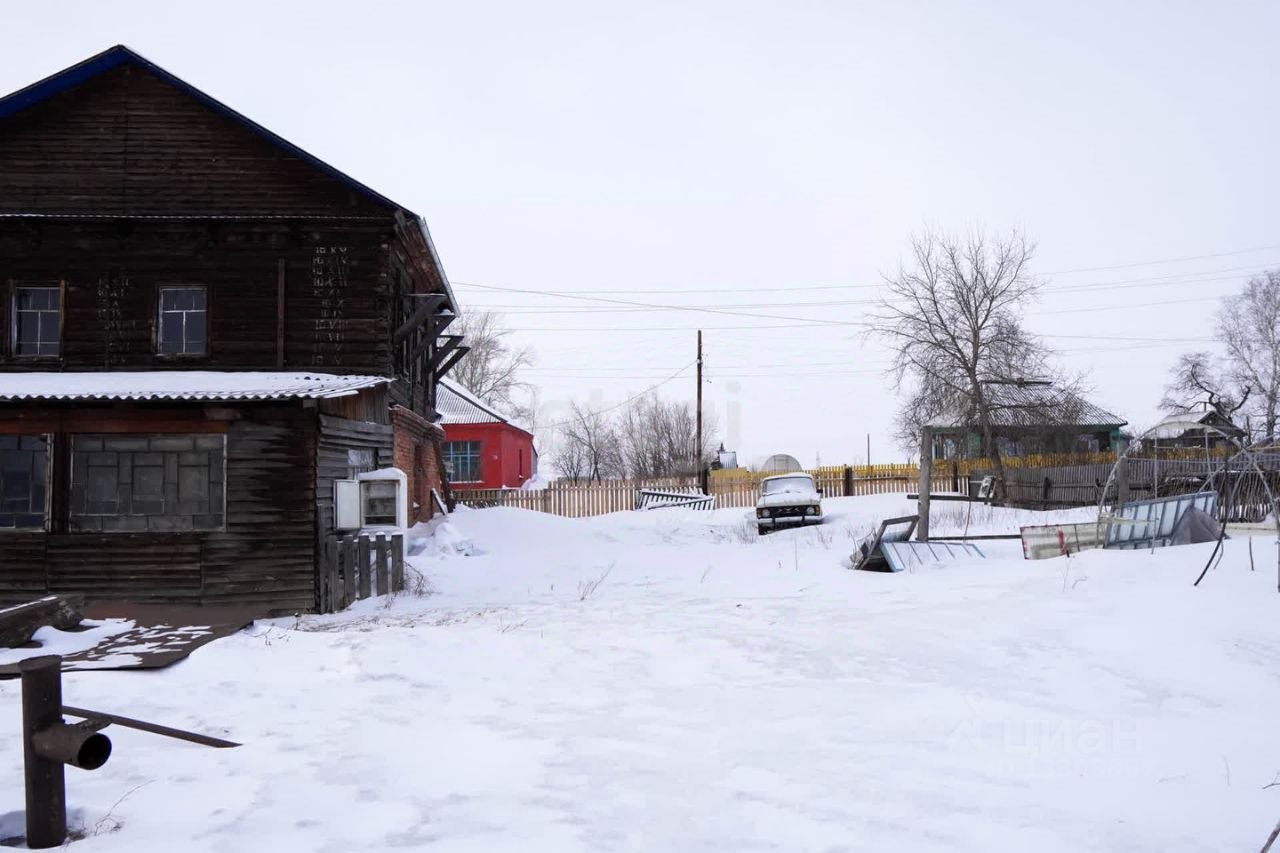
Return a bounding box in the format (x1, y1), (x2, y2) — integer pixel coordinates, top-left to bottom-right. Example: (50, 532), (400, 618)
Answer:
(0, 371), (390, 402)
(1146, 411), (1245, 440)
(437, 380), (531, 433)
(926, 384), (1126, 430)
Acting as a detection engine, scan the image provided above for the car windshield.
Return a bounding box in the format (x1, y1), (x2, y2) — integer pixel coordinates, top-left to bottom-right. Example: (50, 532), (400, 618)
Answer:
(762, 476), (814, 496)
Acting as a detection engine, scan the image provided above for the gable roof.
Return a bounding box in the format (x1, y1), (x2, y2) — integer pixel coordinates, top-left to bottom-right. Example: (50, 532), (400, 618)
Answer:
(437, 380), (530, 433)
(1149, 410), (1246, 440)
(927, 384), (1126, 430)
(0, 44), (407, 216)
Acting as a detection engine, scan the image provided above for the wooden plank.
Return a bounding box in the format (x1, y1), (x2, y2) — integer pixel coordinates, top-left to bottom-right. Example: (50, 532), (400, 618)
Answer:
(342, 535), (356, 608)
(357, 535), (372, 600)
(391, 533), (404, 592)
(374, 533), (389, 596)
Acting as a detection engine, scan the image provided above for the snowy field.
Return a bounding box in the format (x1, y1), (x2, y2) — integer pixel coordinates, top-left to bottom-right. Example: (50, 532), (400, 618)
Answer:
(2, 495), (1279, 851)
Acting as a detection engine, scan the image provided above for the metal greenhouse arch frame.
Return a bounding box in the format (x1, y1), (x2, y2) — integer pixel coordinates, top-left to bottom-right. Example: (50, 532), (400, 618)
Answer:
(1097, 421), (1280, 591)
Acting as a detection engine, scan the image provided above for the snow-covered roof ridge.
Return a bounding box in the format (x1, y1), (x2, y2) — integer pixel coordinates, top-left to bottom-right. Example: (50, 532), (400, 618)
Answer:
(0, 371), (390, 402)
(437, 379), (531, 433)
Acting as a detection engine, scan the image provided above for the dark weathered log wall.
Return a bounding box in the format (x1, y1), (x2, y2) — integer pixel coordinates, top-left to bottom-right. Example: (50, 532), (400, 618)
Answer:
(0, 402), (318, 612)
(0, 219), (395, 374)
(0, 63), (388, 217)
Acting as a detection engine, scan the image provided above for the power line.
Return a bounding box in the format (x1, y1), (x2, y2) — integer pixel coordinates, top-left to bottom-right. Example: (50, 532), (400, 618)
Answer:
(534, 361), (696, 429)
(1039, 243), (1280, 275)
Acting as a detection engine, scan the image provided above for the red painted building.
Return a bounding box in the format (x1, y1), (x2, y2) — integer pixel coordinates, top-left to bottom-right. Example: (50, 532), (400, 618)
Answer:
(438, 380), (536, 489)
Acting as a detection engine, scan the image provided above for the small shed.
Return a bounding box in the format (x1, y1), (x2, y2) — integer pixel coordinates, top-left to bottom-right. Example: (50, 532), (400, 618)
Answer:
(437, 381), (536, 489)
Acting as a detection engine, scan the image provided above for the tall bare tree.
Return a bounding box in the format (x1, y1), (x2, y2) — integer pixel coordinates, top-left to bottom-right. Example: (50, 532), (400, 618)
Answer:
(1219, 270), (1280, 440)
(451, 310), (535, 420)
(868, 228), (1066, 501)
(1160, 351), (1250, 421)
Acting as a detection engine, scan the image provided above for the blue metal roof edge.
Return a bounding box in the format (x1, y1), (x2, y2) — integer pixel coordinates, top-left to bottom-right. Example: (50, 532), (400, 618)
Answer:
(0, 45), (411, 216)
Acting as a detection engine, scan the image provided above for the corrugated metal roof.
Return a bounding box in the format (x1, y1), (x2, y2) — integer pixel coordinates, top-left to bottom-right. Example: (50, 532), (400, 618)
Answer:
(0, 371), (390, 402)
(437, 380), (517, 426)
(927, 384), (1126, 429)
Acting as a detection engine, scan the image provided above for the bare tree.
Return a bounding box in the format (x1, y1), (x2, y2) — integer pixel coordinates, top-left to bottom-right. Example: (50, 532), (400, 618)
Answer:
(1218, 270), (1280, 440)
(868, 228), (1069, 502)
(1160, 351), (1250, 421)
(548, 393), (717, 481)
(616, 394), (717, 478)
(553, 401), (623, 482)
(451, 310), (535, 418)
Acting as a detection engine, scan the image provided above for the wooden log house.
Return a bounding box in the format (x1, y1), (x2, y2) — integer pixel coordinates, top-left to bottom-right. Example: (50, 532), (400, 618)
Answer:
(0, 46), (468, 613)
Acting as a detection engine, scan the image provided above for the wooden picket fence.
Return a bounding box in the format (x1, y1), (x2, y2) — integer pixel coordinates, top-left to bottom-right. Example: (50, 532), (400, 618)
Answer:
(454, 469), (956, 518)
(454, 477), (697, 518)
(317, 531), (405, 614)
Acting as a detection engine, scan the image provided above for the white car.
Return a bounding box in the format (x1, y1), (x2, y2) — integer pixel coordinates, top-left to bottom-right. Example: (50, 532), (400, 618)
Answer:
(755, 473), (823, 534)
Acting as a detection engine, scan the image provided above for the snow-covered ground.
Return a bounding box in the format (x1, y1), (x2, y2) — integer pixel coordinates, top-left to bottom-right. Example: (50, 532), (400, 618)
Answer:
(2, 495), (1279, 851)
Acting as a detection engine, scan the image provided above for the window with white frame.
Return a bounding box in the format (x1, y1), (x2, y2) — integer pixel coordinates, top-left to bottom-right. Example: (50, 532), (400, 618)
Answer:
(157, 286), (207, 356)
(443, 441), (483, 483)
(12, 286), (61, 357)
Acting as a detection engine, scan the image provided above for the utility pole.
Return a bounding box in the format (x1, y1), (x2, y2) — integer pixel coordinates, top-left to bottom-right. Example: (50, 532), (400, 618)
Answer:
(696, 330), (703, 470)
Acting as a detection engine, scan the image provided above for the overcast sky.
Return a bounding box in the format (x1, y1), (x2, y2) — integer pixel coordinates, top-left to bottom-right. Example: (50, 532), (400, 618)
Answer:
(4, 1), (1279, 466)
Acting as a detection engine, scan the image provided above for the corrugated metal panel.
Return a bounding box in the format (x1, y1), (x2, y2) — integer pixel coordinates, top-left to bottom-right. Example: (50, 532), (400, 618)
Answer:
(437, 380), (512, 426)
(0, 371), (389, 402)
(881, 541), (986, 572)
(1020, 522), (1105, 559)
(1104, 492), (1218, 549)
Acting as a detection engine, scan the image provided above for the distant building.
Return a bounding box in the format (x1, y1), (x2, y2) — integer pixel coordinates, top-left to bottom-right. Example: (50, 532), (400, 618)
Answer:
(1148, 411), (1247, 449)
(710, 444), (739, 471)
(437, 380), (536, 489)
(927, 385), (1127, 460)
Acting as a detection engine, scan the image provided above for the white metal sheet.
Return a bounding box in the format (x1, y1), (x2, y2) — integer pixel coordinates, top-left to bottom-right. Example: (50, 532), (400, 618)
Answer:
(881, 540), (986, 572)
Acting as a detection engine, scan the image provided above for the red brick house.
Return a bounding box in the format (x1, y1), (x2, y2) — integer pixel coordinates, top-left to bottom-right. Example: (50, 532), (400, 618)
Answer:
(438, 380), (536, 489)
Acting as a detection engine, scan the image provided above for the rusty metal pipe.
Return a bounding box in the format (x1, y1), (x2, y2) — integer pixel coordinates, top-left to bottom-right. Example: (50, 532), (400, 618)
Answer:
(32, 722), (112, 771)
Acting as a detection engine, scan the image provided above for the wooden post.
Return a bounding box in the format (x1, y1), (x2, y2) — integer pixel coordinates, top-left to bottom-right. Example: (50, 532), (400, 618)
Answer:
(391, 533), (405, 592)
(917, 427), (932, 541)
(357, 535), (373, 601)
(842, 465), (853, 497)
(341, 535), (357, 608)
(696, 330), (703, 474)
(21, 655), (66, 849)
(1115, 457), (1129, 507)
(374, 534), (389, 596)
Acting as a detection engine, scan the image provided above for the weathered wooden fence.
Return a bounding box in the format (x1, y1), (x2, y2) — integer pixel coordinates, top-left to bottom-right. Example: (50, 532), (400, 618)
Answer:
(455, 477), (698, 517)
(317, 531), (404, 614)
(973, 452), (1280, 517)
(455, 469), (954, 517)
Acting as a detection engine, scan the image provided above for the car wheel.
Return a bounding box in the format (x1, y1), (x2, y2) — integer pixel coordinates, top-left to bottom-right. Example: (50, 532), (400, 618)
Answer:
(757, 525), (767, 535)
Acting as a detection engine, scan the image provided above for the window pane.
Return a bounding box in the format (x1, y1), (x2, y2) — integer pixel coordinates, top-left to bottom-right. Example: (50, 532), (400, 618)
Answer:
(38, 312), (58, 342)
(0, 434), (47, 529)
(160, 313), (183, 353)
(185, 311), (206, 353)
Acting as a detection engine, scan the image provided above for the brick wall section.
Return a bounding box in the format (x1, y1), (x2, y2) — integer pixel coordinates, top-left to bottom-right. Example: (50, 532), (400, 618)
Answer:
(390, 405), (446, 525)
